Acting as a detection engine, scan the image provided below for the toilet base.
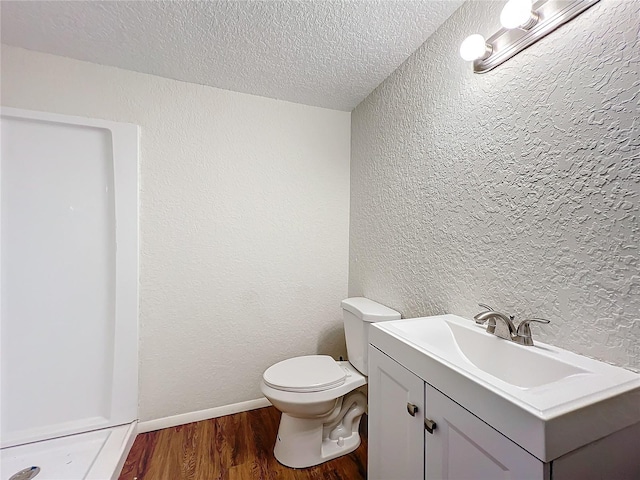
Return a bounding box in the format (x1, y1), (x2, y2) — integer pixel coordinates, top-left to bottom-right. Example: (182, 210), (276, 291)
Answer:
(273, 391), (366, 468)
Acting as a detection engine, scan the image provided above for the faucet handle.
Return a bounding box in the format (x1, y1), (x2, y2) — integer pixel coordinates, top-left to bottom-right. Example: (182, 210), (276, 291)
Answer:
(516, 318), (550, 346)
(475, 303), (494, 324)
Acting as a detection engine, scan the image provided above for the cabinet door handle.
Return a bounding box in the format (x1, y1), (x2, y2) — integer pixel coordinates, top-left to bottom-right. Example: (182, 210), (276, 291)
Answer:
(406, 403), (418, 416)
(424, 418), (437, 434)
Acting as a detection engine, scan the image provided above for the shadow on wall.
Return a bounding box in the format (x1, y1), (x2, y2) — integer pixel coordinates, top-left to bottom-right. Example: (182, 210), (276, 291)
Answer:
(317, 324), (347, 360)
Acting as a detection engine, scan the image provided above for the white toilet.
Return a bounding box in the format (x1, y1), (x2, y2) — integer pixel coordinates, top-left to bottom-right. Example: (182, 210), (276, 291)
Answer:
(260, 297), (401, 468)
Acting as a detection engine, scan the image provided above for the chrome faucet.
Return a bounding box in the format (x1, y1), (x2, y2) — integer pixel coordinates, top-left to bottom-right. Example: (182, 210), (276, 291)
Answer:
(474, 305), (517, 340)
(474, 304), (550, 346)
(514, 318), (551, 346)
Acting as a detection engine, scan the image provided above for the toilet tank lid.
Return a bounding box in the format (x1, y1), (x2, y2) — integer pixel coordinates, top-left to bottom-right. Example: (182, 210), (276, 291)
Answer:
(341, 297), (401, 322)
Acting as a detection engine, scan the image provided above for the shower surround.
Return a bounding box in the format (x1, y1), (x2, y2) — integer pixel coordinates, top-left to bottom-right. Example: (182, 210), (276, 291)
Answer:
(1, 108), (138, 479)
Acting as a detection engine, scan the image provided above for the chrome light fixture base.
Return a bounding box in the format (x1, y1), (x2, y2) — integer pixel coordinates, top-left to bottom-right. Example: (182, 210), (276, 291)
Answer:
(474, 0), (601, 74)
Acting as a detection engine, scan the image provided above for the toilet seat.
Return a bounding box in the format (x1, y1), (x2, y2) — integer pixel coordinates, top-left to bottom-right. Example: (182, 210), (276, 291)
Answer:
(263, 355), (346, 393)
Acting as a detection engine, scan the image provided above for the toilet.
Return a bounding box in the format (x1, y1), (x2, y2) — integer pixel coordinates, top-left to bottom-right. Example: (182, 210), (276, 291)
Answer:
(260, 297), (401, 468)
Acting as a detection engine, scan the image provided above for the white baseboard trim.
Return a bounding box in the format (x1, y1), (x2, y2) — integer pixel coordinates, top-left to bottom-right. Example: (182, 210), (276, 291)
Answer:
(137, 397), (272, 434)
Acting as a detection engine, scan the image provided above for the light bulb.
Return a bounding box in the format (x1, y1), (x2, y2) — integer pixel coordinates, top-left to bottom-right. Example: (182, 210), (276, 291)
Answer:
(500, 0), (537, 29)
(459, 34), (492, 62)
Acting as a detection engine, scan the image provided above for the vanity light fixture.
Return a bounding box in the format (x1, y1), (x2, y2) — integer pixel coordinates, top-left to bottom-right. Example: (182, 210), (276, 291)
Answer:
(460, 0), (601, 73)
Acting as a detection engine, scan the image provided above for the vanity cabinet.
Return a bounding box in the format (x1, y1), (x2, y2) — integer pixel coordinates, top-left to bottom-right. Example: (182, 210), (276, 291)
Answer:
(368, 315), (640, 480)
(369, 343), (640, 479)
(424, 383), (547, 479)
(369, 345), (549, 480)
(368, 345), (424, 480)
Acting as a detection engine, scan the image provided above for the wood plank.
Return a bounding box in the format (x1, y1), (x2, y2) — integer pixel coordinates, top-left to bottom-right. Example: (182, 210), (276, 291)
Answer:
(119, 406), (367, 480)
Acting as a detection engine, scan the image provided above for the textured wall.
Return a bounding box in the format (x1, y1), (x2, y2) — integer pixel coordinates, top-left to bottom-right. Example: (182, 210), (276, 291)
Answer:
(1, 46), (351, 421)
(351, 0), (639, 371)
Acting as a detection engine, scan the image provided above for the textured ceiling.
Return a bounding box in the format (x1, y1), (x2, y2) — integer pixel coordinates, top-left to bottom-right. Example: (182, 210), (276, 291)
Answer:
(0, 0), (464, 111)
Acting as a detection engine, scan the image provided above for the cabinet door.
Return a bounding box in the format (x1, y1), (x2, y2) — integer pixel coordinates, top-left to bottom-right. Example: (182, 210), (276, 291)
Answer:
(425, 384), (549, 480)
(369, 345), (424, 480)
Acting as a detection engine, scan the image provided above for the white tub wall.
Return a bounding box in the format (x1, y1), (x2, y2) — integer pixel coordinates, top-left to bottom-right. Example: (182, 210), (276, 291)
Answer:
(350, 0), (640, 371)
(1, 109), (138, 447)
(0, 45), (351, 422)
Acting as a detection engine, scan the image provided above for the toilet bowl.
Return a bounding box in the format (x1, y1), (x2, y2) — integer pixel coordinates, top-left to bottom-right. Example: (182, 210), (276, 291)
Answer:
(261, 357), (367, 468)
(260, 297), (401, 468)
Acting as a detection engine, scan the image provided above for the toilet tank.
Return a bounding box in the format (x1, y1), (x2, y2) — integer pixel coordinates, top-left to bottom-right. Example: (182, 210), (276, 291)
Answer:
(341, 297), (401, 375)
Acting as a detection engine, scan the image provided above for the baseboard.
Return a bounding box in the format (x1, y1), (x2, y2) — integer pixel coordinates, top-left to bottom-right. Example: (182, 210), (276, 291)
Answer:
(137, 397), (272, 434)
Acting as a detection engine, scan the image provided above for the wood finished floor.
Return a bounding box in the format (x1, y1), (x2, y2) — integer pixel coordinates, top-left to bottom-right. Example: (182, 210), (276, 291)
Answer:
(118, 406), (367, 480)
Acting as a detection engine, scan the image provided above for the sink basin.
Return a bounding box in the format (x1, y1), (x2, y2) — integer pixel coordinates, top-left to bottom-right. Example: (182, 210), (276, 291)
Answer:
(395, 317), (589, 388)
(371, 314), (640, 462)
